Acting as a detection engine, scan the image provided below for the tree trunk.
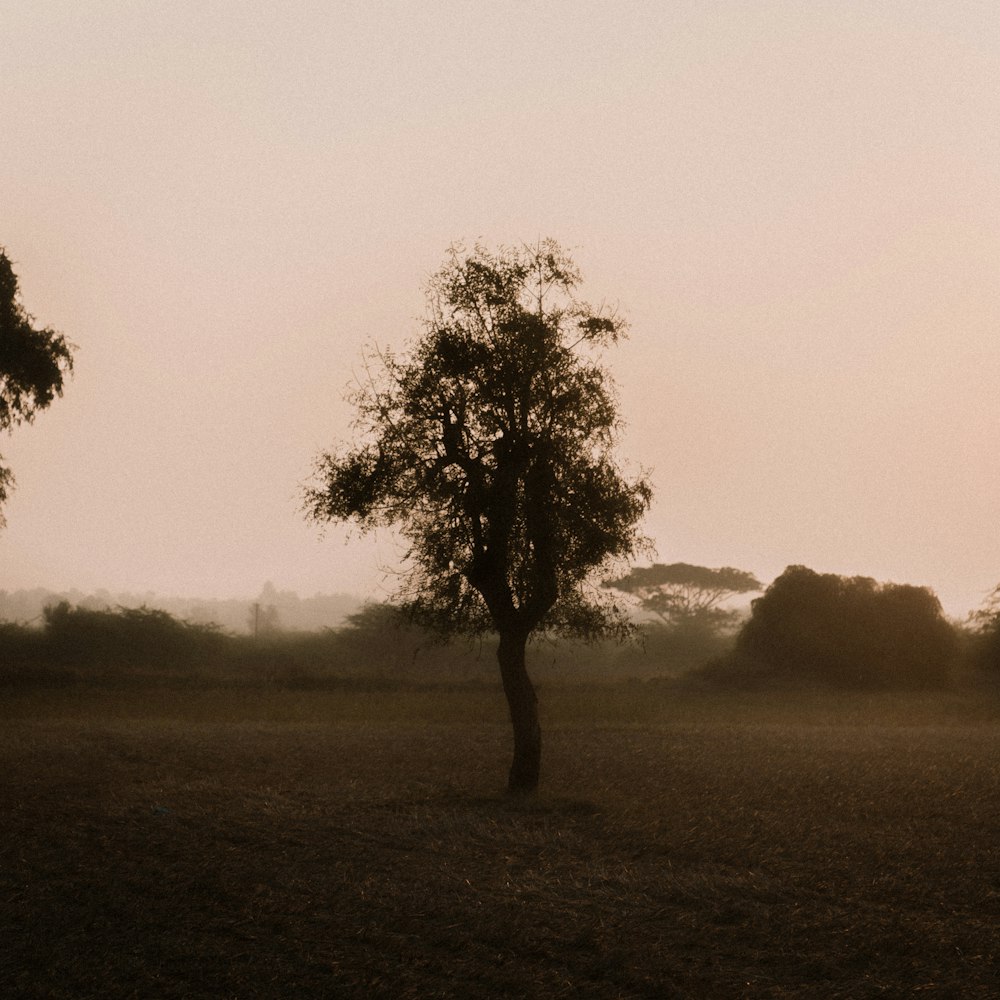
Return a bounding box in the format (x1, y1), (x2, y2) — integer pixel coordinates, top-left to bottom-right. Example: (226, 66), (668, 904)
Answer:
(497, 628), (541, 794)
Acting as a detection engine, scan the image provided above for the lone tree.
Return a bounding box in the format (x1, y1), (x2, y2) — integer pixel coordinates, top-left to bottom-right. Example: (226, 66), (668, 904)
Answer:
(603, 562), (762, 632)
(0, 247), (74, 525)
(306, 241), (651, 793)
(604, 562), (762, 674)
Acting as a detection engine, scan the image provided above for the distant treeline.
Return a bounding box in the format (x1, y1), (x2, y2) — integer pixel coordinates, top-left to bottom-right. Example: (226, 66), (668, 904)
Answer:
(0, 600), (725, 688)
(0, 583), (361, 634)
(2, 566), (999, 691)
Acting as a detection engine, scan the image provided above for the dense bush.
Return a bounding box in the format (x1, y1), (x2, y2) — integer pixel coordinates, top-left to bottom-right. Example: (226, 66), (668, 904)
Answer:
(702, 565), (959, 689)
(0, 622), (59, 685)
(39, 602), (225, 673)
(0, 601), (493, 685)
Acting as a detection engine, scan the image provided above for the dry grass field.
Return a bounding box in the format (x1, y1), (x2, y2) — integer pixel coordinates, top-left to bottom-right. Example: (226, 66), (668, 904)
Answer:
(2, 683), (999, 998)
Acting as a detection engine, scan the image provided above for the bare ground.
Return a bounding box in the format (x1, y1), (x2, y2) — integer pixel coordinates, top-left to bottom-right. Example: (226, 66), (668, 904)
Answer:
(2, 687), (999, 998)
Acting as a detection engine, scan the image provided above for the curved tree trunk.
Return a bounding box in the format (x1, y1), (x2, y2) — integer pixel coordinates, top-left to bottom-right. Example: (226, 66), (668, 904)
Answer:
(497, 629), (541, 794)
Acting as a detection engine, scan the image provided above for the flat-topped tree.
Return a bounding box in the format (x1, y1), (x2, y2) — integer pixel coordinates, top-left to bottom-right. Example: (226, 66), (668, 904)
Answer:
(306, 241), (651, 793)
(0, 247), (74, 525)
(604, 563), (763, 632)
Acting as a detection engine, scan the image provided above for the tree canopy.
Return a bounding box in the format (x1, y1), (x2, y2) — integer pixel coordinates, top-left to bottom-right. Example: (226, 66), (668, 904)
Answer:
(604, 562), (762, 630)
(710, 565), (959, 689)
(0, 248), (74, 524)
(306, 240), (651, 791)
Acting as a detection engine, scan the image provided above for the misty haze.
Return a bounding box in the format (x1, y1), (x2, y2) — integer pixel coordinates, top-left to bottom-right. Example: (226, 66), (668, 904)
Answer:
(5, 3), (1000, 998)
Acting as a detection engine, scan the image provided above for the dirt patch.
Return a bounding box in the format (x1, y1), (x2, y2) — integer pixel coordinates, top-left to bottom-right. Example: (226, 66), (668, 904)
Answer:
(2, 701), (999, 997)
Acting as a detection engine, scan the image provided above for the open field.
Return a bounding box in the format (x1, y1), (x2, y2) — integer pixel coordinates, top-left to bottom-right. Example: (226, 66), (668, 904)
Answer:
(3, 684), (1000, 998)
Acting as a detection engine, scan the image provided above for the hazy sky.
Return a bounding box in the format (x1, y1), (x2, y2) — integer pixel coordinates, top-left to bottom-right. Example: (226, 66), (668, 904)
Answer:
(3, 1), (999, 616)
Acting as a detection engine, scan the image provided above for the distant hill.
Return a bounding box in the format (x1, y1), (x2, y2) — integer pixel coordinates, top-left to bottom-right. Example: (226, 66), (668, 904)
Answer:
(0, 583), (363, 634)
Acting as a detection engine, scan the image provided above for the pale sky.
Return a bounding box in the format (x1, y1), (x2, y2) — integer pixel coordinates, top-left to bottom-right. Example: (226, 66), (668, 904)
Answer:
(3, 1), (999, 616)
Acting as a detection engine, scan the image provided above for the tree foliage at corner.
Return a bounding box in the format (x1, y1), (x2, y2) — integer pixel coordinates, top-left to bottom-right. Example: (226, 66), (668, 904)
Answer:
(305, 240), (651, 792)
(0, 247), (75, 524)
(966, 583), (1000, 674)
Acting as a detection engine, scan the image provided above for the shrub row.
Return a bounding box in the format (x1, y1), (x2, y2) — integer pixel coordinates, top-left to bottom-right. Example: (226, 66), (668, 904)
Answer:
(4, 569), (1000, 691)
